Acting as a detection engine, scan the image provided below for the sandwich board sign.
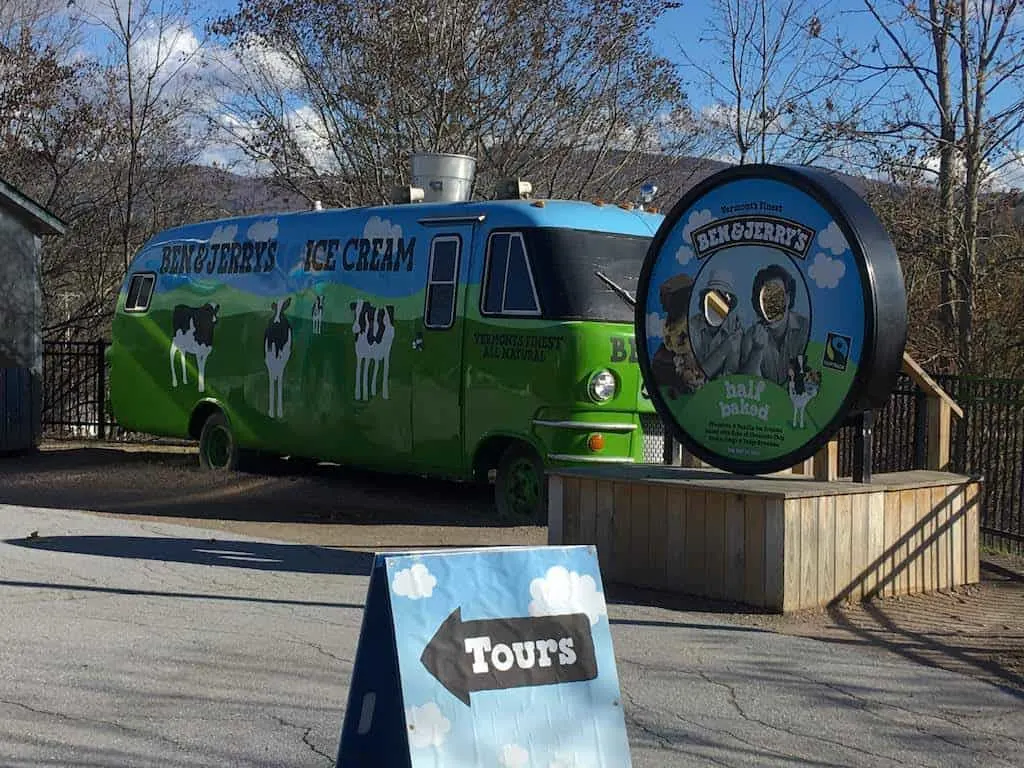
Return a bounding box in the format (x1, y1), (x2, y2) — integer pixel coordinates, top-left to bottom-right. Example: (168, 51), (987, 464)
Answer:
(336, 545), (632, 767)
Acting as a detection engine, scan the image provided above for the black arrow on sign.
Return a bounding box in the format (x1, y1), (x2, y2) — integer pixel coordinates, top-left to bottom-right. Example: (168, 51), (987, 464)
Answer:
(420, 608), (598, 706)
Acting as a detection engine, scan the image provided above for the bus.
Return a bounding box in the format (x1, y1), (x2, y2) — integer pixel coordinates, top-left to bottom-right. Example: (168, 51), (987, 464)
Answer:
(107, 154), (667, 522)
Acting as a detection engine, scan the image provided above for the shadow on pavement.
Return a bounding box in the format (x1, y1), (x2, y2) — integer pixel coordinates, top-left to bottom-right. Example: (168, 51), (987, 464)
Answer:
(5, 533), (375, 575)
(0, 576), (365, 611)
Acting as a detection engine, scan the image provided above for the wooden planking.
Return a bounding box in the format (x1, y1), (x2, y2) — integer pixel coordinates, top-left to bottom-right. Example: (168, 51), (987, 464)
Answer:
(783, 499), (802, 611)
(563, 476), (581, 545)
(594, 480), (615, 575)
(912, 487), (926, 593)
(549, 471), (981, 612)
(965, 482), (980, 583)
(849, 494), (868, 600)
(744, 495), (767, 608)
(817, 495), (836, 606)
(834, 494), (852, 601)
(763, 498), (786, 610)
(725, 494), (746, 602)
(548, 475), (564, 546)
(630, 484), (651, 587)
(704, 492), (726, 600)
(865, 492), (885, 598)
(800, 497), (818, 608)
(899, 489), (917, 595)
(920, 485), (935, 593)
(684, 490), (707, 594)
(666, 488), (687, 591)
(612, 482), (632, 584)
(934, 485), (950, 590)
(883, 490), (900, 597)
(578, 479), (598, 546)
(950, 484), (965, 588)
(648, 484), (669, 590)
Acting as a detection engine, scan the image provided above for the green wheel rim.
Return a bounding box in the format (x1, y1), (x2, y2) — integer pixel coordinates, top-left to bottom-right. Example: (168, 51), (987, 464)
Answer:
(203, 425), (232, 469)
(504, 457), (540, 517)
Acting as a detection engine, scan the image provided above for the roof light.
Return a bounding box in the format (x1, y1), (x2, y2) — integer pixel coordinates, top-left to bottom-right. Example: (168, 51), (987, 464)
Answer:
(637, 182), (658, 210)
(391, 185), (425, 204)
(496, 178), (533, 199)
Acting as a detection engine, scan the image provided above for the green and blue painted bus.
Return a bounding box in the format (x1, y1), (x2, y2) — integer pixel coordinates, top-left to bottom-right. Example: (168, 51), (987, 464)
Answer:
(108, 154), (668, 521)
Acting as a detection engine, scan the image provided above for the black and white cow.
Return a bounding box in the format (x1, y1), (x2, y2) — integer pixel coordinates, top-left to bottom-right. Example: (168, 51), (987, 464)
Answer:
(351, 298), (395, 401)
(265, 297), (293, 418)
(311, 295), (325, 335)
(170, 303), (219, 393)
(787, 353), (821, 429)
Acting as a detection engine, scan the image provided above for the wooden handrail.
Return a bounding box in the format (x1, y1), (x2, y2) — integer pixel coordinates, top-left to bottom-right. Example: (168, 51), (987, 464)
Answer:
(902, 351), (963, 419)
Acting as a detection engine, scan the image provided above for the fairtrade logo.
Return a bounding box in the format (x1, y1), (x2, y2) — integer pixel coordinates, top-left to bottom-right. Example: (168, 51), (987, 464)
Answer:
(823, 332), (852, 371)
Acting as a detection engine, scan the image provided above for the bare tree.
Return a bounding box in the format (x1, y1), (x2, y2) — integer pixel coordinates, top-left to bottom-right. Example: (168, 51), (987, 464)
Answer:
(827, 0), (1024, 373)
(676, 0), (839, 165)
(207, 0), (698, 206)
(68, 0), (212, 273)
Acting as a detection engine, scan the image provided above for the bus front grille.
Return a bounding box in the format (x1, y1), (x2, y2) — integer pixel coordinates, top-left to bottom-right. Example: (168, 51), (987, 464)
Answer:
(640, 413), (666, 464)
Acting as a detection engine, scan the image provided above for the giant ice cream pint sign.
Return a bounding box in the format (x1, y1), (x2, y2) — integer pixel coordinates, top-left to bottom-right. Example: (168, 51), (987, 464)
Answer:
(636, 165), (907, 475)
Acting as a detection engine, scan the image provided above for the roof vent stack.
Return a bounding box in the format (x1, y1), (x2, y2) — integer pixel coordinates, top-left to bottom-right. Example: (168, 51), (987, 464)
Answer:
(410, 152), (476, 203)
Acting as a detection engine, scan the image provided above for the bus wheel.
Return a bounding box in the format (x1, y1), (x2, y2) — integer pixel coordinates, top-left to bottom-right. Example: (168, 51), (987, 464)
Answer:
(495, 443), (548, 525)
(198, 411), (240, 471)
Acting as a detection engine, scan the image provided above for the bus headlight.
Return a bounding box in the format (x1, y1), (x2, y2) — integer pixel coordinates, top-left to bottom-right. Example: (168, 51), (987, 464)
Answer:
(588, 370), (617, 402)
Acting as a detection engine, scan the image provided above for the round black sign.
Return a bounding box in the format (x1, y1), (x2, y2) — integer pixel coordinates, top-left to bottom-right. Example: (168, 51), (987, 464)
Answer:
(635, 164), (907, 475)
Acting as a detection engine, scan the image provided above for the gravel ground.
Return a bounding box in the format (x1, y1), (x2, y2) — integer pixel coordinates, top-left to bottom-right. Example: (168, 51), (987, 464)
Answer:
(3, 439), (1022, 696)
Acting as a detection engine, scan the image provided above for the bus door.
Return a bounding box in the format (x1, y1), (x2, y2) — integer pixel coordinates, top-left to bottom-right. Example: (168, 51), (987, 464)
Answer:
(410, 219), (479, 473)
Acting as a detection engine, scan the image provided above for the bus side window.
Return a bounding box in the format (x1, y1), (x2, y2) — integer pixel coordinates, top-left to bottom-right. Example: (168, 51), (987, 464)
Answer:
(124, 273), (156, 313)
(424, 235), (461, 329)
(481, 232), (541, 316)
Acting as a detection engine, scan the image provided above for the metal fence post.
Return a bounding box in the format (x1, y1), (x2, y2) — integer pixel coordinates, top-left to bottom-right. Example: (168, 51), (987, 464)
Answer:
(913, 386), (927, 469)
(95, 340), (106, 440)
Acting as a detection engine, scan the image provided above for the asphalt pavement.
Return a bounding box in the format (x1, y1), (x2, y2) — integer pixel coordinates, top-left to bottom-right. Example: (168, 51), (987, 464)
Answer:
(1, 503), (1021, 767)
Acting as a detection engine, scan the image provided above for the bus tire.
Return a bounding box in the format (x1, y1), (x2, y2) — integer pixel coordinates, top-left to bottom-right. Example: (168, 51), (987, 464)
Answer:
(198, 411), (241, 471)
(495, 443), (548, 525)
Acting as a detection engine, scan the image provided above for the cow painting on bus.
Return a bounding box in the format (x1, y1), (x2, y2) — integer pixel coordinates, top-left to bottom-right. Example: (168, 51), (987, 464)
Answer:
(169, 303), (218, 393)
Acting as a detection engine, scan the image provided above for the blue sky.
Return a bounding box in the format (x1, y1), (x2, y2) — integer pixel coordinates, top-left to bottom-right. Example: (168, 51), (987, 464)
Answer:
(65, 0), (1024, 188)
(648, 0), (1024, 187)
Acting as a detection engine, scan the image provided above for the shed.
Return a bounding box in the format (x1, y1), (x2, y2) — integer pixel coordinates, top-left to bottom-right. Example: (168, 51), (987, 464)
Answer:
(0, 178), (67, 453)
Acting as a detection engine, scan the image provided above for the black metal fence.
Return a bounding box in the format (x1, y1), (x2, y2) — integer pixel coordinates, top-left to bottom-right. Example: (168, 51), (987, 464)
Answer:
(35, 340), (1024, 552)
(41, 340), (110, 440)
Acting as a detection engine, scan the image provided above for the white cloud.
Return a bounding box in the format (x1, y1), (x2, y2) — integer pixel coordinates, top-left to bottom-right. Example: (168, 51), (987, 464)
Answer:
(405, 701), (450, 749)
(247, 219), (279, 241)
(363, 216), (403, 241)
(675, 244), (694, 265)
(817, 221), (849, 255)
(209, 224), (238, 245)
(499, 744), (530, 768)
(809, 252), (846, 289)
(646, 312), (664, 340)
(392, 563), (437, 600)
(528, 566), (607, 627)
(988, 151), (1024, 192)
(683, 208), (715, 240)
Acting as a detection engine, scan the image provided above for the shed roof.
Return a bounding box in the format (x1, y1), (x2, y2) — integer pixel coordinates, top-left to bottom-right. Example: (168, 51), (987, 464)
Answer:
(0, 177), (67, 236)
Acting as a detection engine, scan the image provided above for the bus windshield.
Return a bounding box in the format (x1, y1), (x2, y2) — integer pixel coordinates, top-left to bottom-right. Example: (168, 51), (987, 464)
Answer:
(523, 228), (650, 323)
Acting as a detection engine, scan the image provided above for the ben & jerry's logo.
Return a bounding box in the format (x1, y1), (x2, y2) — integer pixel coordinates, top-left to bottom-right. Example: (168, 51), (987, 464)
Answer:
(690, 216), (815, 260)
(159, 220), (279, 275)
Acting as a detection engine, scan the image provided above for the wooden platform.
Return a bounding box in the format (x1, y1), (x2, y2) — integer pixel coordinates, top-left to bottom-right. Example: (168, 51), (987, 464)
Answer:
(547, 466), (981, 612)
